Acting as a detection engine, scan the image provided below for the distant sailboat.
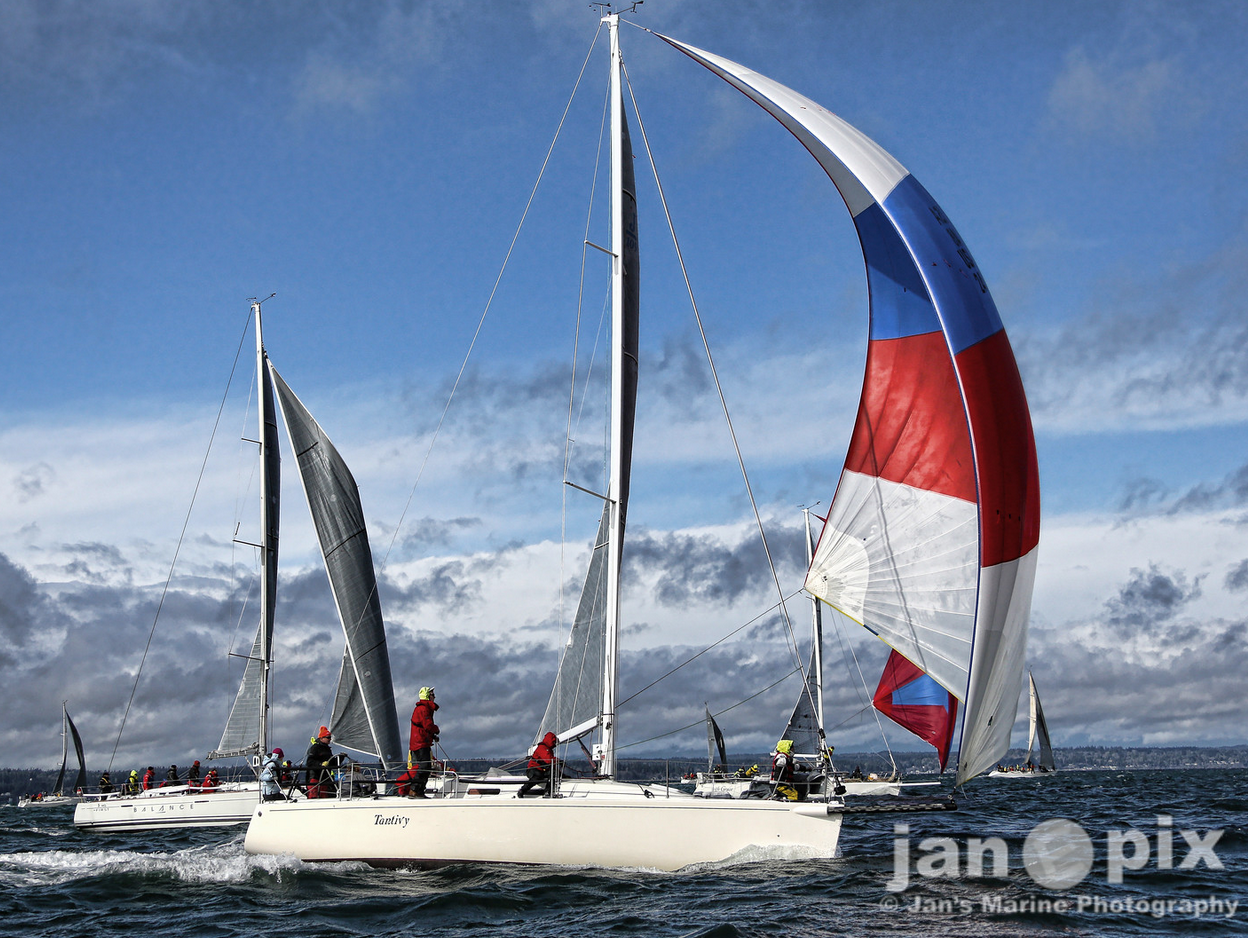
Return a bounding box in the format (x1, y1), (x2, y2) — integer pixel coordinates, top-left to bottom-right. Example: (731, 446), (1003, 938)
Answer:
(989, 672), (1056, 777)
(19, 703), (86, 807)
(245, 8), (1034, 870)
(75, 301), (400, 832)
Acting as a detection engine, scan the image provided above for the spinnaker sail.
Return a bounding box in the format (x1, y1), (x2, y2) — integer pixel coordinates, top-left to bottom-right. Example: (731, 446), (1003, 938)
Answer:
(873, 649), (959, 772)
(658, 35), (1041, 786)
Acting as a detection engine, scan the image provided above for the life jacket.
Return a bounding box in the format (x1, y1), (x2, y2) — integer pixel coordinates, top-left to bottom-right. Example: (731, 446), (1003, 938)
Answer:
(771, 751), (794, 783)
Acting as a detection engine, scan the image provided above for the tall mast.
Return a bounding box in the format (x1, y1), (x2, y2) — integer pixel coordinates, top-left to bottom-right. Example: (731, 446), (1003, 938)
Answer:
(599, 9), (625, 779)
(803, 508), (826, 747)
(253, 299), (278, 760)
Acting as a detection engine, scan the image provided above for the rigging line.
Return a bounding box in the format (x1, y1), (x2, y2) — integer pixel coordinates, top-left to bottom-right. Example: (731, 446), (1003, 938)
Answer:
(107, 307), (252, 773)
(622, 64), (810, 684)
(377, 24), (603, 575)
(618, 587), (806, 708)
(617, 667), (800, 752)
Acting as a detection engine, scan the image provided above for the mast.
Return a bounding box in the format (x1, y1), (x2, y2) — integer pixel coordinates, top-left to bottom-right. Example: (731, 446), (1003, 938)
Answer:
(253, 299), (278, 760)
(599, 9), (625, 779)
(803, 508), (826, 751)
(54, 702), (68, 796)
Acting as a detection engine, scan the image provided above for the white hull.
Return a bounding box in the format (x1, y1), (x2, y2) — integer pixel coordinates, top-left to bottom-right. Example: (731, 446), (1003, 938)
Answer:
(245, 793), (842, 871)
(692, 774), (939, 798)
(987, 769), (1057, 779)
(74, 783), (266, 832)
(18, 795), (79, 807)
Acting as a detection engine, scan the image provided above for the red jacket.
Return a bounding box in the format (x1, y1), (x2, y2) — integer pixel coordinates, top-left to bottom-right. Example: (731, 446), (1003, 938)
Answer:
(528, 732), (558, 770)
(409, 699), (440, 751)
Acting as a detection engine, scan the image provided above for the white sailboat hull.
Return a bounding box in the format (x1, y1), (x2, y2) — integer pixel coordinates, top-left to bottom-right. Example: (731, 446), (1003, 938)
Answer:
(245, 795), (842, 871)
(18, 795), (80, 808)
(691, 774), (943, 798)
(73, 783), (264, 832)
(986, 768), (1057, 779)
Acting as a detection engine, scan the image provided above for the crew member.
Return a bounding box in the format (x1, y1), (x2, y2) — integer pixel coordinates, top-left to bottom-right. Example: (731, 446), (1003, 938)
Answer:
(260, 748), (285, 801)
(408, 687), (440, 799)
(517, 732), (559, 798)
(305, 726), (336, 798)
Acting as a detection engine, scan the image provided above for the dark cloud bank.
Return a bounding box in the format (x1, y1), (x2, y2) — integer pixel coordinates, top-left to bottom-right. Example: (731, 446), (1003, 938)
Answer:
(3, 520), (1247, 769)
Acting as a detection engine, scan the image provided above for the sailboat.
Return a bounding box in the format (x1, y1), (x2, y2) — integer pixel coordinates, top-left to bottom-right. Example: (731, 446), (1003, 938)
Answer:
(75, 301), (402, 833)
(988, 672), (1056, 777)
(244, 9), (1036, 870)
(18, 704), (86, 807)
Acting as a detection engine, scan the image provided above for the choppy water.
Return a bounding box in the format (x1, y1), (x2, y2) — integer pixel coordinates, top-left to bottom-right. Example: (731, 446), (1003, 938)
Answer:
(1, 769), (1244, 937)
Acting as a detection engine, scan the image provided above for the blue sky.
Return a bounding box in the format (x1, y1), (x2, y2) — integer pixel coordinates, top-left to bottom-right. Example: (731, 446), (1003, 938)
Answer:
(2, 0), (1247, 773)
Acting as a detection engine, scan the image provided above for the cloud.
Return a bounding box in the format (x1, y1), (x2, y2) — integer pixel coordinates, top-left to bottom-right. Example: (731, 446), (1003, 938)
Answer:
(1046, 46), (1184, 145)
(1225, 559), (1248, 593)
(0, 0), (207, 109)
(290, 1), (465, 117)
(1018, 238), (1248, 435)
(1102, 563), (1202, 637)
(13, 462), (55, 502)
(625, 521), (805, 608)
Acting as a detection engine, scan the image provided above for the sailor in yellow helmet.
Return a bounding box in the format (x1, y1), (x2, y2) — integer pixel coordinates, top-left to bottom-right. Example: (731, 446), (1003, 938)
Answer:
(771, 739), (799, 800)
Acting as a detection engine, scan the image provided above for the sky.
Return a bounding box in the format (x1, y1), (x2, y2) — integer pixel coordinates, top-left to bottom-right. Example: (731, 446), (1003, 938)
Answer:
(2, 0), (1248, 775)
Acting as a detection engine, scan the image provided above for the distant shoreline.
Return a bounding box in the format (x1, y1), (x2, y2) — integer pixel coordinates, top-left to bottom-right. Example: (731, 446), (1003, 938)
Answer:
(3, 745), (1244, 800)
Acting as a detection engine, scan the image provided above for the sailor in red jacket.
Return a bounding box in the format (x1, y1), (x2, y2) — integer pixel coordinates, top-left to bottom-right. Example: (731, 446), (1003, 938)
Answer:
(408, 686), (440, 798)
(517, 732), (559, 798)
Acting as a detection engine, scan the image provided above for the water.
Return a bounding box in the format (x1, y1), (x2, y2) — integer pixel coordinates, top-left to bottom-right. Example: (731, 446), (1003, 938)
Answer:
(1, 769), (1244, 937)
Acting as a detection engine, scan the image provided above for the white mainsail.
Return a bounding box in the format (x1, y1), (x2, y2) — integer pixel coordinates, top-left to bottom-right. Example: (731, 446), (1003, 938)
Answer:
(1027, 672), (1055, 771)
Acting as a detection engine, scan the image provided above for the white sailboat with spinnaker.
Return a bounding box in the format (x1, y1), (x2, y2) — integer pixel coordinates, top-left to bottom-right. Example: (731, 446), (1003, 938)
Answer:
(245, 8), (1039, 870)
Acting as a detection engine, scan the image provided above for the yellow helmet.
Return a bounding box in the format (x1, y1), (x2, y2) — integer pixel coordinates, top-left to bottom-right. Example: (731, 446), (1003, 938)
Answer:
(776, 739), (794, 754)
(419, 686), (436, 701)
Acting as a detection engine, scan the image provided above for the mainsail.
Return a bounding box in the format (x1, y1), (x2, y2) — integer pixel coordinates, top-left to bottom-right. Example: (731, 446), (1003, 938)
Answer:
(537, 49), (639, 774)
(214, 307), (280, 760)
(705, 706), (727, 771)
(1027, 672), (1055, 771)
(658, 36), (1040, 786)
(270, 366), (404, 770)
(53, 704), (87, 796)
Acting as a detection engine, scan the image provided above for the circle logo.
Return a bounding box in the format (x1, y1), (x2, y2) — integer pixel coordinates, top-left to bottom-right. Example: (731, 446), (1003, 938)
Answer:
(1022, 818), (1094, 889)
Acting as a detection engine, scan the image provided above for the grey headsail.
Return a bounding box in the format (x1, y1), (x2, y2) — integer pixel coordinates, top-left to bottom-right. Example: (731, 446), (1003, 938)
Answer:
(213, 329), (280, 760)
(1029, 673), (1055, 771)
(269, 364), (404, 770)
(53, 704), (86, 795)
(706, 706), (727, 771)
(782, 651), (823, 757)
(66, 707), (87, 794)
